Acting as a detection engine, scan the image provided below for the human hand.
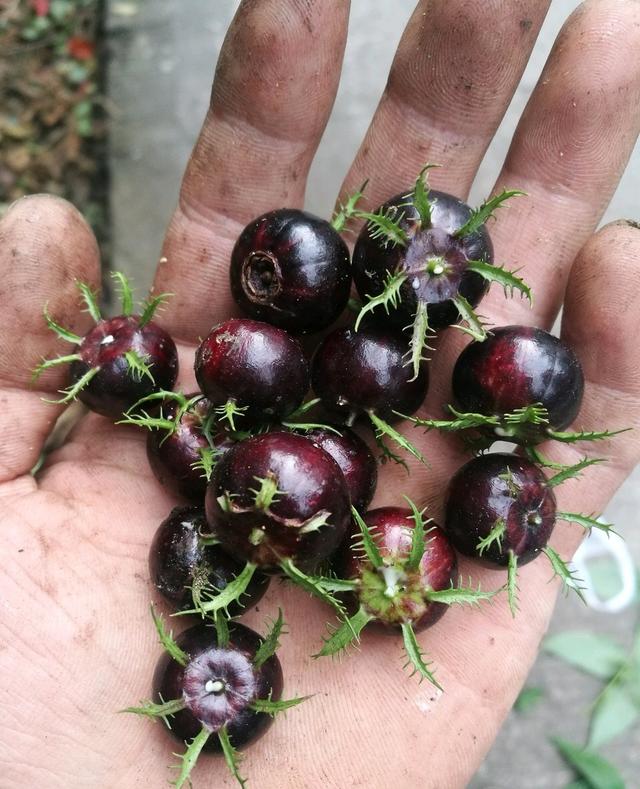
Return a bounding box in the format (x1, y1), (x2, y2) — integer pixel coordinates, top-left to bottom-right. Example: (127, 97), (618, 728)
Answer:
(2, 1), (640, 786)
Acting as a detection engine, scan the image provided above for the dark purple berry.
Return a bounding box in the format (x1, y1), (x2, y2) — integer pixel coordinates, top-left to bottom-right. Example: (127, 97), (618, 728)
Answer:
(339, 507), (457, 631)
(149, 505), (270, 612)
(146, 395), (235, 501)
(444, 453), (557, 566)
(70, 315), (178, 418)
(311, 324), (428, 424)
(194, 319), (309, 424)
(353, 190), (492, 330)
(452, 325), (585, 444)
(205, 431), (351, 571)
(305, 426), (378, 512)
(230, 209), (351, 334)
(154, 622), (282, 750)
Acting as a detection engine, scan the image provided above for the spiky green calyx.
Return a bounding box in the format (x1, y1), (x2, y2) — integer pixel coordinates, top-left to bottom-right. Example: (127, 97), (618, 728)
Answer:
(543, 546), (586, 603)
(368, 411), (428, 467)
(354, 269), (407, 331)
(454, 189), (525, 238)
(253, 608), (286, 669)
(401, 622), (442, 689)
(331, 180), (369, 233)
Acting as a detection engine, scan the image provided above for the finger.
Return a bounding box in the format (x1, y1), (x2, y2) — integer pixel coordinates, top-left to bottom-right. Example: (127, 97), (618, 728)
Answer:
(0, 196), (100, 484)
(339, 0), (550, 207)
(153, 0), (351, 343)
(477, 0), (640, 330)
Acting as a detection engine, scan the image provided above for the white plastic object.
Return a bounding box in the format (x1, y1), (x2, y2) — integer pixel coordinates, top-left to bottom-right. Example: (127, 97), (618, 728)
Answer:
(572, 525), (637, 613)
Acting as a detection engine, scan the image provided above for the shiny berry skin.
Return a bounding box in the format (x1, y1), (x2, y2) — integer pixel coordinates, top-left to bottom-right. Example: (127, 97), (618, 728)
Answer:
(206, 431), (351, 571)
(311, 325), (428, 423)
(444, 453), (557, 566)
(452, 326), (585, 444)
(353, 190), (492, 330)
(230, 209), (351, 334)
(69, 315), (178, 418)
(149, 505), (270, 612)
(305, 426), (378, 513)
(194, 319), (309, 422)
(147, 395), (235, 501)
(339, 508), (457, 631)
(154, 622), (282, 750)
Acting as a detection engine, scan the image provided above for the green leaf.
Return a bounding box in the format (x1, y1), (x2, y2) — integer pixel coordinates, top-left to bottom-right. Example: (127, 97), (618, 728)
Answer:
(351, 507), (383, 569)
(150, 605), (188, 666)
(507, 551), (519, 617)
(124, 350), (155, 383)
(589, 682), (640, 748)
(121, 697), (185, 724)
(556, 512), (617, 536)
(401, 622), (442, 690)
(187, 562), (257, 617)
(279, 560), (349, 623)
(368, 411), (428, 466)
(315, 606), (373, 657)
(355, 205), (408, 248)
(404, 496), (430, 572)
(218, 725), (247, 789)
(139, 292), (172, 327)
(172, 727), (211, 789)
(546, 458), (606, 488)
(514, 686), (544, 713)
(43, 304), (82, 344)
(552, 738), (625, 789)
(285, 398), (322, 419)
(76, 280), (102, 322)
(466, 260), (533, 302)
(547, 427), (630, 444)
(111, 271), (134, 316)
(451, 294), (488, 341)
(426, 580), (498, 607)
(454, 189), (525, 238)
(253, 608), (286, 669)
(354, 270), (408, 331)
(544, 632), (627, 679)
(32, 353), (81, 382)
(406, 300), (432, 382)
(543, 547), (586, 602)
(413, 164), (437, 227)
(331, 180), (368, 232)
(44, 366), (100, 405)
(476, 519), (506, 557)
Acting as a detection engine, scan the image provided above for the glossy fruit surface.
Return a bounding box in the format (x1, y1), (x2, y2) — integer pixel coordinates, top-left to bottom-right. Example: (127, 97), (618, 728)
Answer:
(311, 325), (428, 423)
(305, 426), (378, 512)
(147, 395), (235, 501)
(69, 315), (178, 417)
(206, 431), (351, 571)
(339, 507), (457, 631)
(444, 453), (557, 566)
(194, 319), (309, 423)
(154, 622), (282, 749)
(452, 325), (585, 443)
(230, 208), (351, 334)
(353, 190), (492, 329)
(149, 505), (269, 612)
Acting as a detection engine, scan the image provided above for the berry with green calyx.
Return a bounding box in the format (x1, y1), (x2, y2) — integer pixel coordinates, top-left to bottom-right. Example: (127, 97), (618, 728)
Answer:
(444, 453), (605, 616)
(316, 503), (497, 689)
(124, 610), (307, 788)
(352, 166), (529, 378)
(33, 272), (177, 418)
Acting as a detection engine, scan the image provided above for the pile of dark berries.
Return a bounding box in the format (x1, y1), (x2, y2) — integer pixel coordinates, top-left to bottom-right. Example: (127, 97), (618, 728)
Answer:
(36, 168), (623, 787)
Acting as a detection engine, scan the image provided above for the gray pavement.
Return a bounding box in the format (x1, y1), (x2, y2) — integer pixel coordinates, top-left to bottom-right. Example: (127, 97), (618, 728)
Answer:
(107, 2), (640, 786)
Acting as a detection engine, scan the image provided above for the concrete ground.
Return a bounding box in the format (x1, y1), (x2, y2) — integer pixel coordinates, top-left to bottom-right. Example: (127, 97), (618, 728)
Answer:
(107, 2), (640, 786)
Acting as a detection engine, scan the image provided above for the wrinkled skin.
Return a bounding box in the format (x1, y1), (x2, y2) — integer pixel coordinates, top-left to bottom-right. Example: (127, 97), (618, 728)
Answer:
(2, 2), (640, 787)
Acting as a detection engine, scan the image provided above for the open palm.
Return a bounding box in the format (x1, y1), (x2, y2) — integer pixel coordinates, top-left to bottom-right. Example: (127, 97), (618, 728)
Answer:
(2, 1), (640, 786)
